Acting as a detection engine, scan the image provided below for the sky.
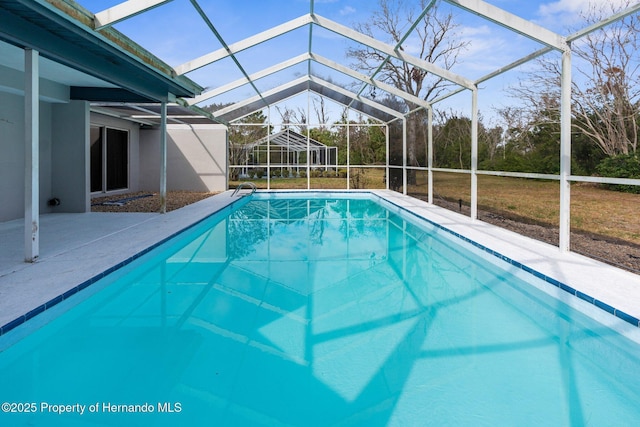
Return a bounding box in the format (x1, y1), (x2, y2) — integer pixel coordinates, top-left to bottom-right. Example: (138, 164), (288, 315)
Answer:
(77, 0), (636, 125)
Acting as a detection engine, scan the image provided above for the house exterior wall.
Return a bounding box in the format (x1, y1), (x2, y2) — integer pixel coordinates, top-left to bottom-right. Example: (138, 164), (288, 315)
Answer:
(139, 124), (227, 192)
(0, 97), (224, 223)
(51, 100), (90, 213)
(0, 91), (53, 222)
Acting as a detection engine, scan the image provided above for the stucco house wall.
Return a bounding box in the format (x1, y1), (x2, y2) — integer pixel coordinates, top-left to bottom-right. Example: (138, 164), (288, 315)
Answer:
(139, 124), (228, 192)
(0, 91), (53, 222)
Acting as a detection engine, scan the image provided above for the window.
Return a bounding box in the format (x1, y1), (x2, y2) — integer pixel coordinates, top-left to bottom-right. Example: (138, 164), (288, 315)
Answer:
(90, 126), (129, 193)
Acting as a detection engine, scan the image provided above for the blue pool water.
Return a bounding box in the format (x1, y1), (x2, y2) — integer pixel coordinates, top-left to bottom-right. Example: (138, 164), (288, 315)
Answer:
(1, 193), (639, 426)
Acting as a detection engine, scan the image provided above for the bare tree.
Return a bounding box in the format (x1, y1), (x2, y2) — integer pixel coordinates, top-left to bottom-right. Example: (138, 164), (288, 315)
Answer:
(507, 1), (640, 157)
(347, 0), (469, 168)
(482, 121), (504, 163)
(313, 97), (330, 130)
(572, 1), (640, 155)
(275, 105), (308, 134)
(296, 107), (308, 134)
(275, 105), (295, 130)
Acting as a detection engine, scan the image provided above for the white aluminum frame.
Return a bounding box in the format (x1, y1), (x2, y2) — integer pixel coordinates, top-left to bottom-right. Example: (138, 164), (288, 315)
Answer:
(83, 0), (640, 258)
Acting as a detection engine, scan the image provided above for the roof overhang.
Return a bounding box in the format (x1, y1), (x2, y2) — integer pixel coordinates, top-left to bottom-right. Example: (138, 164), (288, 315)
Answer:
(0, 0), (203, 103)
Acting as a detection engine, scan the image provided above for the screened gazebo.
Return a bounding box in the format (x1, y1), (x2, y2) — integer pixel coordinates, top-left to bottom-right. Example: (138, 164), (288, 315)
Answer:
(233, 129), (338, 178)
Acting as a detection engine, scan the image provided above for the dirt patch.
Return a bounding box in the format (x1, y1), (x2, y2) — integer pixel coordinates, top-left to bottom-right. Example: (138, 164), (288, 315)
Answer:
(432, 196), (640, 275)
(91, 191), (219, 213)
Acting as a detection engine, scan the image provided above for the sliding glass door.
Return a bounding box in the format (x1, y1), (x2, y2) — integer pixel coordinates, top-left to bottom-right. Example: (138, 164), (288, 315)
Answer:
(90, 126), (129, 193)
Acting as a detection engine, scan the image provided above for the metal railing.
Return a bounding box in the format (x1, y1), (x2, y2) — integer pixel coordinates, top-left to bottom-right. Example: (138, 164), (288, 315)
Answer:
(231, 181), (257, 197)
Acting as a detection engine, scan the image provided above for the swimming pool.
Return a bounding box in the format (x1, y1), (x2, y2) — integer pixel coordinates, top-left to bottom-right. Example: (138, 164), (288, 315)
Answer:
(1, 192), (639, 426)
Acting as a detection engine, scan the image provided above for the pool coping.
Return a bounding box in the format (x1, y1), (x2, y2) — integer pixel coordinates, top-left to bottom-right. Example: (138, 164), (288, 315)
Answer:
(1, 189), (639, 337)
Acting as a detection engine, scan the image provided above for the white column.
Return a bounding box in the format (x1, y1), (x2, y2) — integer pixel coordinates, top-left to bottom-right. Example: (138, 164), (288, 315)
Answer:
(385, 124), (390, 190)
(160, 101), (167, 214)
(24, 48), (39, 262)
(471, 86), (478, 220)
(267, 107), (271, 189)
(324, 146), (328, 172)
(346, 119), (350, 190)
(402, 118), (407, 195)
(224, 125), (229, 190)
(559, 47), (572, 252)
(427, 107), (433, 204)
(306, 93), (311, 190)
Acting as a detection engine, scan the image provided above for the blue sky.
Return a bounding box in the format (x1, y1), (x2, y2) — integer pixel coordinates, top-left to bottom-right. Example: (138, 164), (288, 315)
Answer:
(77, 0), (632, 123)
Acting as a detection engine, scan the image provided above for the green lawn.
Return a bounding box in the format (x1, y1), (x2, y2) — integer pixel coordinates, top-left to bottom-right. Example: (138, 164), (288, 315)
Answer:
(411, 172), (640, 245)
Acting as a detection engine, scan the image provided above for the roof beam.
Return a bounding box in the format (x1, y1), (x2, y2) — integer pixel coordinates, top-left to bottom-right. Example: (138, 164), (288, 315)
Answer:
(430, 86), (466, 105)
(70, 86), (155, 102)
(188, 53), (310, 105)
(189, 0), (266, 106)
(310, 14), (474, 90)
(94, 0), (173, 30)
(566, 2), (640, 43)
(475, 46), (553, 84)
(213, 77), (309, 120)
(213, 76), (397, 123)
(351, 0), (437, 102)
(190, 51), (429, 109)
(310, 53), (428, 108)
(309, 75), (403, 119)
(472, 4), (640, 94)
(90, 106), (156, 126)
(308, 0), (314, 75)
(444, 0), (566, 50)
(175, 14), (312, 75)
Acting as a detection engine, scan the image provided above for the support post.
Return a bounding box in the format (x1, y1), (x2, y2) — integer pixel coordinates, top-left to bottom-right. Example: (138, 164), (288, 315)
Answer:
(471, 86), (478, 220)
(402, 118), (407, 195)
(24, 48), (39, 262)
(559, 46), (572, 252)
(325, 146), (328, 172)
(427, 107), (433, 204)
(346, 118), (350, 190)
(267, 108), (271, 189)
(224, 125), (229, 190)
(385, 124), (390, 190)
(160, 101), (167, 214)
(306, 93), (311, 190)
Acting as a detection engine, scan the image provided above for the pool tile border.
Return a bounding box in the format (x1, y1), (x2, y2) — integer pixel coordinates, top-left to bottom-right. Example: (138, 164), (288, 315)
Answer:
(2, 191), (639, 337)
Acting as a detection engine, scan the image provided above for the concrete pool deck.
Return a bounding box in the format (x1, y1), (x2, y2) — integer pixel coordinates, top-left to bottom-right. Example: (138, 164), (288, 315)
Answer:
(1, 190), (640, 334)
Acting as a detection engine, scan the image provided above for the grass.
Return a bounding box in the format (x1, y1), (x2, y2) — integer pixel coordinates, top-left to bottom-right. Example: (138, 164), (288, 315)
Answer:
(411, 172), (640, 245)
(231, 168), (387, 190)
